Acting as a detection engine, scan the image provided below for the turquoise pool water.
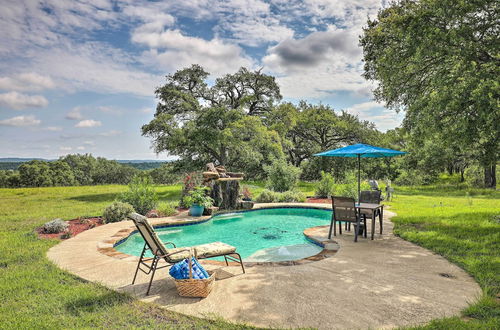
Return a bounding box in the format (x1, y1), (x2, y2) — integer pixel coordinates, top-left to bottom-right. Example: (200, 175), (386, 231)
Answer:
(115, 207), (332, 262)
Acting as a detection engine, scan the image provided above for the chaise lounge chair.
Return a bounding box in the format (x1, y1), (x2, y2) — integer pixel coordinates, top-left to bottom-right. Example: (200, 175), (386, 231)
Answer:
(128, 213), (245, 295)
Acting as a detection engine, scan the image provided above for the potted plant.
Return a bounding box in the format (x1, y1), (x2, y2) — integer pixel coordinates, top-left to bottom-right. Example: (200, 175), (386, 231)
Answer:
(183, 186), (213, 217)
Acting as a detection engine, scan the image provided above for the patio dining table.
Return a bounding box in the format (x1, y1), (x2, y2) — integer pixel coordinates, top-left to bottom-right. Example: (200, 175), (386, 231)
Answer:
(356, 203), (384, 240)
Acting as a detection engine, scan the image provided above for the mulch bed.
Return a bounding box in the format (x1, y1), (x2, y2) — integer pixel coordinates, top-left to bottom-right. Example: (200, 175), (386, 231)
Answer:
(306, 197), (330, 204)
(37, 217), (103, 240)
(38, 208), (183, 240)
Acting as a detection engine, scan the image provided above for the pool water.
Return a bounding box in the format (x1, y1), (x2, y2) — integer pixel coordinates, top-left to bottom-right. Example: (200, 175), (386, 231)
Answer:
(116, 207), (332, 262)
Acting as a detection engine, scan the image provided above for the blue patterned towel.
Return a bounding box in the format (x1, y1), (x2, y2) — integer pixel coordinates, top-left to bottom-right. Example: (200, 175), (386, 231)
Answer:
(169, 257), (209, 280)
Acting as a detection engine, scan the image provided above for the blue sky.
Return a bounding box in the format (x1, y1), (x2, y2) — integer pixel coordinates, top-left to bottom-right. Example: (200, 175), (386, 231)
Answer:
(0, 0), (402, 160)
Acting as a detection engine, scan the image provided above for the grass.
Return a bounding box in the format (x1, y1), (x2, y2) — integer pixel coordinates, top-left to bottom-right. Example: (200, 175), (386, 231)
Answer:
(0, 182), (498, 328)
(387, 186), (500, 329)
(0, 184), (254, 329)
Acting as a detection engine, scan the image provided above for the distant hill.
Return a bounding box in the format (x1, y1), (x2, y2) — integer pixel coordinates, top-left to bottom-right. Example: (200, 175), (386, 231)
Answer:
(0, 158), (47, 162)
(0, 158), (169, 170)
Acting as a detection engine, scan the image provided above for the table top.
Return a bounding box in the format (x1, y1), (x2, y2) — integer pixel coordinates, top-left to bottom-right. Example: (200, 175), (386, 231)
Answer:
(356, 203), (383, 210)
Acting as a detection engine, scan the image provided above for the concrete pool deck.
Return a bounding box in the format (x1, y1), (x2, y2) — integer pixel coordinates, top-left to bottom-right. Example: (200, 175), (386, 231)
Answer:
(47, 203), (481, 329)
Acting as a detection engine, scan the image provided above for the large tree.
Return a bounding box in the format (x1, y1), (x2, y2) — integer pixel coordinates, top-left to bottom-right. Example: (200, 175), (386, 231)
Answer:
(360, 0), (499, 187)
(142, 65), (284, 173)
(267, 102), (377, 166)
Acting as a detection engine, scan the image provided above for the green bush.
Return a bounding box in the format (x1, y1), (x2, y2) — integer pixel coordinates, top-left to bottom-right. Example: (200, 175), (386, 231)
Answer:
(256, 189), (280, 203)
(394, 169), (435, 186)
(157, 202), (178, 217)
(256, 189), (306, 203)
(42, 219), (68, 234)
(278, 190), (306, 202)
(102, 202), (135, 223)
(119, 175), (158, 215)
(315, 171), (335, 198)
(264, 158), (301, 192)
(336, 171), (371, 199)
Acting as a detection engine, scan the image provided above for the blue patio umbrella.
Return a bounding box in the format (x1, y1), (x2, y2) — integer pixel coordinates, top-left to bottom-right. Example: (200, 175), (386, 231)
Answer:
(314, 143), (406, 201)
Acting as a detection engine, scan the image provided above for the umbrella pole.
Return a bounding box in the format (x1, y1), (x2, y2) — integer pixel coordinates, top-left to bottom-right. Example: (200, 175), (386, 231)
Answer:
(357, 154), (360, 202)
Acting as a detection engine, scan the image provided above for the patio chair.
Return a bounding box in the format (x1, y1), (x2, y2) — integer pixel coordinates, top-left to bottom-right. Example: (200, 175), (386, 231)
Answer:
(359, 190), (383, 236)
(128, 213), (245, 295)
(328, 197), (367, 242)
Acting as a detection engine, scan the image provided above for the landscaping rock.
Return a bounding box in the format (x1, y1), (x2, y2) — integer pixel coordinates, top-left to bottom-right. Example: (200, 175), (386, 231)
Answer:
(203, 206), (219, 215)
(240, 200), (254, 210)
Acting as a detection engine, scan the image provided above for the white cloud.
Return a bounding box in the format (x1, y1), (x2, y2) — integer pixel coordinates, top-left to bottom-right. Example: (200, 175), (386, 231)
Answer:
(65, 107), (84, 120)
(59, 146), (72, 151)
(99, 130), (122, 136)
(0, 92), (49, 110)
(44, 126), (62, 131)
(134, 29), (254, 76)
(0, 73), (55, 91)
(98, 106), (122, 115)
(76, 146), (85, 150)
(75, 119), (102, 128)
(0, 115), (41, 127)
(31, 43), (160, 97)
(345, 101), (403, 131)
(83, 140), (95, 145)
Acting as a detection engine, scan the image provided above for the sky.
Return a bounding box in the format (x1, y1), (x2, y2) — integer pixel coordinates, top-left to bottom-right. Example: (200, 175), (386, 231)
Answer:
(0, 0), (403, 160)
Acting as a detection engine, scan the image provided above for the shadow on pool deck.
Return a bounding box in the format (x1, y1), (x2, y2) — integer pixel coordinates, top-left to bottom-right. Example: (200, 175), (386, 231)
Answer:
(48, 207), (481, 329)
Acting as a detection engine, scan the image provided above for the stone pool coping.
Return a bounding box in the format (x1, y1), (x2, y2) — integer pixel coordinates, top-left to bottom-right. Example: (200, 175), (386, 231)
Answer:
(98, 203), (340, 266)
(47, 204), (482, 329)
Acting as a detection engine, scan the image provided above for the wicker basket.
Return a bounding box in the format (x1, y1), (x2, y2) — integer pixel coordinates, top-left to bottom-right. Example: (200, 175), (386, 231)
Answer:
(174, 250), (215, 298)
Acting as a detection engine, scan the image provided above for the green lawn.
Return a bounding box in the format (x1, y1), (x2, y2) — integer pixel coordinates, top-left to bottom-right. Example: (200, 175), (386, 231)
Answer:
(387, 186), (500, 329)
(0, 183), (498, 329)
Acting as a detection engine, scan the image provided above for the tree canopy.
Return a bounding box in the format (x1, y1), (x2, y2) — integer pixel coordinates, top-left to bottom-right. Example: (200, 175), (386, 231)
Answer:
(360, 0), (499, 187)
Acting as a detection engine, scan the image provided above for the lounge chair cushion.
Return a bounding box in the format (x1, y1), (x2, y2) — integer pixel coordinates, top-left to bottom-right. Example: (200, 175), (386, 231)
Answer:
(165, 242), (237, 263)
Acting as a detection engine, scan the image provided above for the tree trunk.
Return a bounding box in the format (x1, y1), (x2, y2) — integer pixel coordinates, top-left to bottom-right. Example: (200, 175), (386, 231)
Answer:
(483, 163), (496, 188)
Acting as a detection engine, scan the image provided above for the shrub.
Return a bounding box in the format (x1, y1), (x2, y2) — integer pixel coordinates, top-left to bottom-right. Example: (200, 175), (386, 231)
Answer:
(157, 202), (178, 217)
(103, 202), (134, 223)
(42, 219), (68, 234)
(119, 175), (158, 215)
(256, 189), (279, 203)
(180, 172), (203, 207)
(336, 171), (371, 199)
(264, 158), (301, 192)
(256, 189), (305, 203)
(315, 171), (335, 198)
(278, 190), (306, 202)
(241, 186), (253, 201)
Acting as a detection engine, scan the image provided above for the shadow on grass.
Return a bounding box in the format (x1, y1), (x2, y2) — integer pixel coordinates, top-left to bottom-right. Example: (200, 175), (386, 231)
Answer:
(67, 190), (181, 204)
(396, 186), (499, 198)
(67, 193), (119, 203)
(65, 291), (132, 316)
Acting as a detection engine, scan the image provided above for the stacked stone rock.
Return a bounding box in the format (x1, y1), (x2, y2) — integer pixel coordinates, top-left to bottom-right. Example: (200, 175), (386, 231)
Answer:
(202, 163), (250, 211)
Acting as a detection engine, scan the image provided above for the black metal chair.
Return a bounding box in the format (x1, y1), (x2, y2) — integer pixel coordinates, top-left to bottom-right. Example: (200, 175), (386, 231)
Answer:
(359, 190), (383, 235)
(328, 197), (367, 242)
(128, 213), (245, 295)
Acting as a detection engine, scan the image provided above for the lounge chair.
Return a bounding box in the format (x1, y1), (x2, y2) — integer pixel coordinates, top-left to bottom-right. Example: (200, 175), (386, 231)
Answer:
(328, 197), (367, 242)
(128, 213), (245, 295)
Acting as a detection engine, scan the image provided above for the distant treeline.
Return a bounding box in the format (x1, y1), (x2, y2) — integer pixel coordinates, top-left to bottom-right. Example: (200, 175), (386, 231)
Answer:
(0, 162), (23, 171)
(0, 154), (179, 188)
(0, 160), (164, 171)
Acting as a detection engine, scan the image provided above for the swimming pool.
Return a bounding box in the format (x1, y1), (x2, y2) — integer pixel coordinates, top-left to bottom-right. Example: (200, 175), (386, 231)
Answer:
(115, 207), (332, 262)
